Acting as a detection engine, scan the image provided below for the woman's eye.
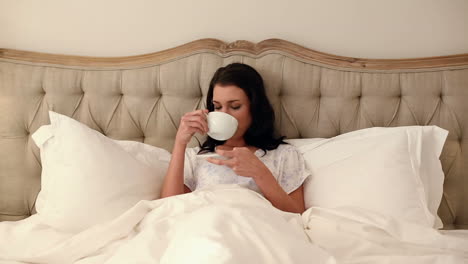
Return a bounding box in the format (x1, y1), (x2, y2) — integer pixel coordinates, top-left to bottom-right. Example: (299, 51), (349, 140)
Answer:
(213, 105), (240, 110)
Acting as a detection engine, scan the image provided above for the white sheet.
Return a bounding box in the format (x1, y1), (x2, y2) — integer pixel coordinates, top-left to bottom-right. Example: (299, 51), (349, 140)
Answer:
(302, 207), (468, 264)
(0, 185), (334, 264)
(440, 229), (468, 240)
(1, 185), (467, 264)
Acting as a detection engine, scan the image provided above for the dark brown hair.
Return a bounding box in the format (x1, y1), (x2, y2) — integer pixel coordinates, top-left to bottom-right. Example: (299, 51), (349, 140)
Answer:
(199, 63), (286, 155)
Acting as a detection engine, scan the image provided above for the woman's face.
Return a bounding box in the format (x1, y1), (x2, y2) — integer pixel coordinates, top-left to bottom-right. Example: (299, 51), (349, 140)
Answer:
(212, 84), (252, 140)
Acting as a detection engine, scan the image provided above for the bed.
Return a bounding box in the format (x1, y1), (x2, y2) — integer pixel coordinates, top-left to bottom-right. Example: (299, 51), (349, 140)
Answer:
(0, 39), (467, 263)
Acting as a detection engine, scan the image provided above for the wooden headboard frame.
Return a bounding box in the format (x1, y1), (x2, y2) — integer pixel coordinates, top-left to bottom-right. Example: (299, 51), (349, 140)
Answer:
(2, 38), (468, 69)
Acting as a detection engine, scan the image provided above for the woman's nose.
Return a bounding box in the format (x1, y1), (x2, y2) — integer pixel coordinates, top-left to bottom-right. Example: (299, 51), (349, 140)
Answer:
(219, 107), (230, 114)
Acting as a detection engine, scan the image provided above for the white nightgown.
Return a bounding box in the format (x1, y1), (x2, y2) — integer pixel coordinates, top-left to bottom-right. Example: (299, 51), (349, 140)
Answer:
(184, 144), (310, 195)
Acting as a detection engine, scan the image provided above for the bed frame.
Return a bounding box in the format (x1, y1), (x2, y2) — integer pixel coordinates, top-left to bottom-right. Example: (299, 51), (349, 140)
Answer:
(1, 39), (467, 229)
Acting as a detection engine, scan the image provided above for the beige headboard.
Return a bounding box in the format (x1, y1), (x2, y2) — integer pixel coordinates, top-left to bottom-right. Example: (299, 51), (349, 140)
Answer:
(1, 39), (467, 229)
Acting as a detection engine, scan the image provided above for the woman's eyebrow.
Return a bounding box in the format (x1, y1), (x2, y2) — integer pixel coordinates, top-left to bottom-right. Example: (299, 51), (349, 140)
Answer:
(213, 100), (241, 103)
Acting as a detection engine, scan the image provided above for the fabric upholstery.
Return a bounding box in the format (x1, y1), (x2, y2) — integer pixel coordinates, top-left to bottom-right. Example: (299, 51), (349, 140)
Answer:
(0, 51), (467, 229)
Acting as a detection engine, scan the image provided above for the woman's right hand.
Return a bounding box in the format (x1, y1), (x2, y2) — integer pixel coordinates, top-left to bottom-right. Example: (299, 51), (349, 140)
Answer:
(175, 109), (209, 146)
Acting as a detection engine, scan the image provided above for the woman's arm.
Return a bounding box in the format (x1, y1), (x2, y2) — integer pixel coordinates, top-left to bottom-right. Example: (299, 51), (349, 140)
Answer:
(160, 142), (190, 198)
(254, 172), (305, 214)
(160, 109), (208, 198)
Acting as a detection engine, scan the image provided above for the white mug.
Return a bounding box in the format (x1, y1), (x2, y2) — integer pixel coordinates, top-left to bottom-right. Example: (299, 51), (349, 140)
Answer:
(206, 112), (238, 141)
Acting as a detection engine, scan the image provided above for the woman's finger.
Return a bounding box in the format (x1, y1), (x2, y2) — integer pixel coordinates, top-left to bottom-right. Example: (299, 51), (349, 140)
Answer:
(187, 127), (204, 135)
(190, 109), (208, 120)
(184, 121), (205, 133)
(183, 115), (208, 132)
(215, 149), (235, 158)
(183, 110), (206, 120)
(206, 157), (236, 167)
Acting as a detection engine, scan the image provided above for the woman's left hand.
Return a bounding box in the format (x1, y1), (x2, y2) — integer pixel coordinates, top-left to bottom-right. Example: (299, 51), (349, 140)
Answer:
(206, 147), (271, 179)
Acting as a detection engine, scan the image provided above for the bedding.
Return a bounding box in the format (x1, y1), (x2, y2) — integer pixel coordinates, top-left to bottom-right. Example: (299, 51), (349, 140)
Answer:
(0, 121), (466, 263)
(31, 111), (171, 233)
(440, 230), (468, 240)
(303, 206), (468, 264)
(288, 126), (448, 229)
(0, 185), (466, 264)
(1, 112), (458, 264)
(0, 185), (335, 264)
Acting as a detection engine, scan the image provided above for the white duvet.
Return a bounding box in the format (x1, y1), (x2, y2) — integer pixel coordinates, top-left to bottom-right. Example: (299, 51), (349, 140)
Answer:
(303, 207), (468, 264)
(0, 185), (467, 264)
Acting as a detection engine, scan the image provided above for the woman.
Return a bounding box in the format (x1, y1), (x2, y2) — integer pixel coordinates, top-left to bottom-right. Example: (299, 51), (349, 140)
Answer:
(160, 63), (309, 214)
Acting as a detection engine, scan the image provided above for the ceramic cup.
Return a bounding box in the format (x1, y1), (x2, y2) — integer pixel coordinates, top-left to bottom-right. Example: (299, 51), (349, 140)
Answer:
(206, 112), (238, 141)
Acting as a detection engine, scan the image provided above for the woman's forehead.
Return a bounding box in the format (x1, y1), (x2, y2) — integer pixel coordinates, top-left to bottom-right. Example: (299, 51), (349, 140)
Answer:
(213, 85), (248, 102)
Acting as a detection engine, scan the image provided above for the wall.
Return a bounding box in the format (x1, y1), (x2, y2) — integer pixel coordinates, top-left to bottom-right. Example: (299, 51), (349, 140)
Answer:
(1, 0), (467, 58)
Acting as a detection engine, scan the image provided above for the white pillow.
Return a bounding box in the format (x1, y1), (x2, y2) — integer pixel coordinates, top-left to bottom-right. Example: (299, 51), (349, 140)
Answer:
(31, 111), (171, 232)
(288, 126), (448, 228)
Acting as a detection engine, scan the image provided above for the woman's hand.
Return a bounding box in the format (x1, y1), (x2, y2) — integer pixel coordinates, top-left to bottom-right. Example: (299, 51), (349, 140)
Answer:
(206, 147), (272, 180)
(207, 146), (305, 214)
(175, 109), (209, 146)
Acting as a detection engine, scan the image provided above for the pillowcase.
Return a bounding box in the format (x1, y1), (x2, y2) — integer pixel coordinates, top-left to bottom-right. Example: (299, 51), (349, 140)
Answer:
(32, 111), (171, 233)
(288, 126), (448, 229)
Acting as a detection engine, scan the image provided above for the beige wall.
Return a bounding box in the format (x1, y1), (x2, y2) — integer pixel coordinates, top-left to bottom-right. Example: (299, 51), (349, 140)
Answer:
(1, 0), (467, 59)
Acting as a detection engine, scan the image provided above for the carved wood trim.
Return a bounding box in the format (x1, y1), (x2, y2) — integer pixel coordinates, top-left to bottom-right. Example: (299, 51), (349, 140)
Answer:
(1, 38), (468, 69)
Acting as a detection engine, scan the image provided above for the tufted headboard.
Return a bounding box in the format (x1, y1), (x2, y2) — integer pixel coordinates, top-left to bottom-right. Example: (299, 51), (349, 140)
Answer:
(1, 39), (467, 229)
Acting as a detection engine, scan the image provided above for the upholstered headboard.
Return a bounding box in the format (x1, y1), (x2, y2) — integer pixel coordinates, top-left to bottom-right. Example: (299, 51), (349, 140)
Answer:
(1, 39), (467, 229)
